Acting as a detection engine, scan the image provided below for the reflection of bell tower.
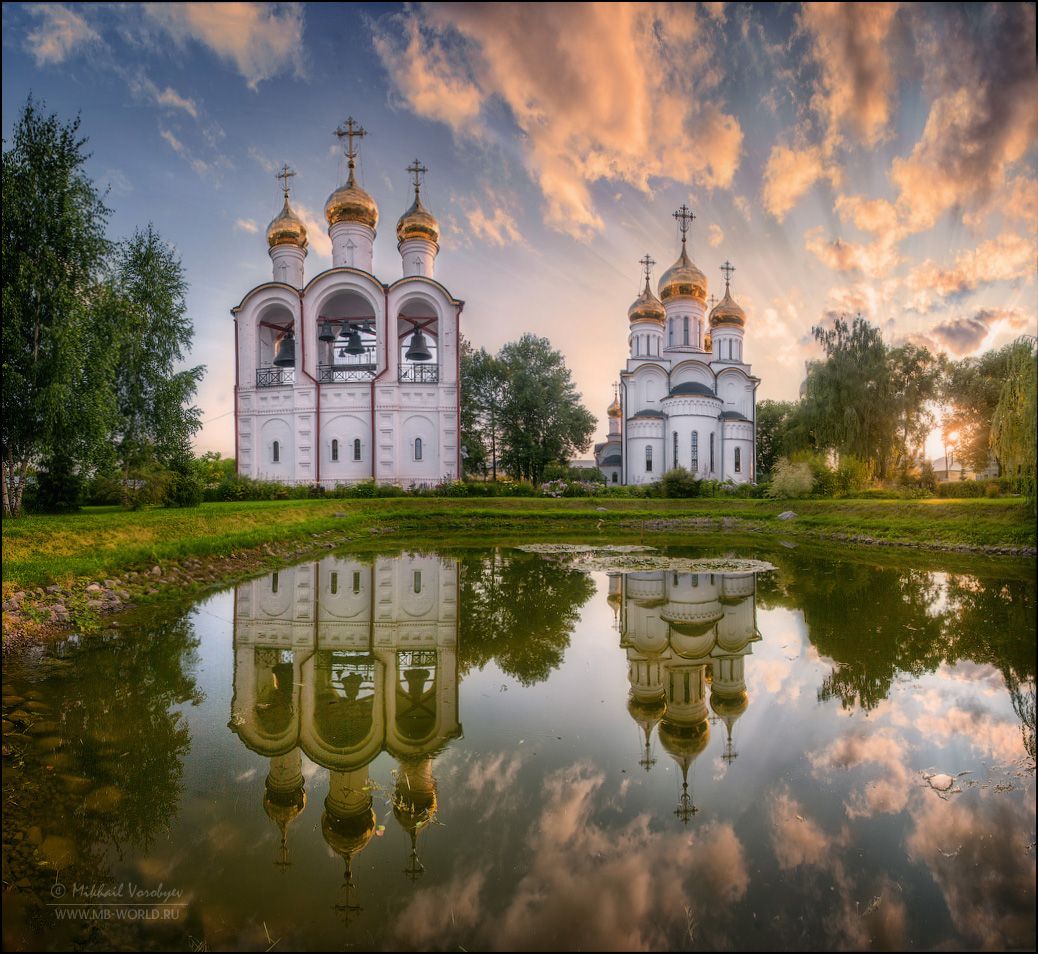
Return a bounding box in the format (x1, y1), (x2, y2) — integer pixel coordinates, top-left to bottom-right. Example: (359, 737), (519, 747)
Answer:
(393, 755), (438, 880)
(628, 695), (666, 772)
(264, 749), (306, 869)
(323, 768), (377, 926)
(607, 572), (622, 629)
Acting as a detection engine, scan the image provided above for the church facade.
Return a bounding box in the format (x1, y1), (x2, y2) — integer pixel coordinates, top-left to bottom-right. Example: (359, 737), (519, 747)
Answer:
(232, 118), (461, 488)
(595, 206), (759, 485)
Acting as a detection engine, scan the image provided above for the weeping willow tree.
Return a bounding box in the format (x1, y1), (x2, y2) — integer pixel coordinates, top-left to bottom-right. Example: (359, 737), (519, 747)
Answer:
(990, 336), (1037, 506)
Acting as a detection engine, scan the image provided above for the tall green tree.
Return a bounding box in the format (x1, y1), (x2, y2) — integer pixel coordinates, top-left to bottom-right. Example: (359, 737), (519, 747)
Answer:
(497, 334), (596, 484)
(755, 399), (799, 479)
(990, 337), (1037, 501)
(945, 341), (1030, 475)
(105, 224), (203, 487)
(459, 338), (506, 479)
(2, 98), (114, 515)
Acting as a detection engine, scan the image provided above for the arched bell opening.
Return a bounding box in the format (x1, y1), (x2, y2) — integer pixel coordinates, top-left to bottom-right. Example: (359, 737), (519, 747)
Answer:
(394, 649), (438, 745)
(257, 305), (296, 387)
(398, 312), (439, 384)
(317, 290), (378, 383)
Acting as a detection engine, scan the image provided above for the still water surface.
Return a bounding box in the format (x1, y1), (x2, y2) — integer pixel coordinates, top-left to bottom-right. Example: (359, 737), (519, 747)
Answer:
(2, 545), (1035, 951)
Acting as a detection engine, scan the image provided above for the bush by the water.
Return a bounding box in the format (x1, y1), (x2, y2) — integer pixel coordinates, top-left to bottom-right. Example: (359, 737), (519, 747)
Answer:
(936, 478), (1013, 498)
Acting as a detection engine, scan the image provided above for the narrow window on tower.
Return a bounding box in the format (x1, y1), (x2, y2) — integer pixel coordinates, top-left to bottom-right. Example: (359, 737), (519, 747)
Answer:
(353, 438), (361, 461)
(415, 437), (423, 461)
(645, 445), (653, 473)
(271, 572), (279, 594)
(683, 316), (689, 345)
(673, 431), (678, 467)
(272, 440), (280, 463)
(710, 433), (715, 472)
(691, 431), (698, 472)
(331, 439), (339, 462)
(414, 570), (422, 594)
(612, 472), (618, 483)
(352, 571), (361, 594)
(735, 447), (742, 473)
(330, 572), (338, 595)
(669, 321), (674, 348)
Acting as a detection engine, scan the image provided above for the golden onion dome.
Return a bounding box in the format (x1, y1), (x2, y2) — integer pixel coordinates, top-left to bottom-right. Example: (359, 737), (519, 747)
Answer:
(263, 785), (306, 830)
(709, 286), (746, 327)
(325, 170), (379, 230)
(628, 278), (666, 325)
(607, 393), (622, 418)
(658, 244), (708, 302)
(657, 716), (710, 760)
(322, 805), (377, 859)
(710, 689), (749, 719)
(266, 198), (308, 250)
(396, 190), (439, 246)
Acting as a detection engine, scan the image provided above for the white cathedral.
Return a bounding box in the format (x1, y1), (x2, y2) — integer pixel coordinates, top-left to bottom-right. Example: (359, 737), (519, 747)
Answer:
(595, 206), (759, 485)
(232, 118), (460, 487)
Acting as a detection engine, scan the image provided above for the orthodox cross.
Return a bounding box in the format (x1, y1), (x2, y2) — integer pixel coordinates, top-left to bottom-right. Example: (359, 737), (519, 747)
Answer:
(275, 163), (296, 200)
(407, 158), (428, 196)
(639, 253), (656, 287)
(334, 116), (367, 175)
(708, 293), (718, 311)
(673, 204), (695, 246)
(720, 260), (735, 289)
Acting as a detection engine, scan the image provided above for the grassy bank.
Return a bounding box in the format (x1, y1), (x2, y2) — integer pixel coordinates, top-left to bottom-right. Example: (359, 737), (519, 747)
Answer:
(3, 496), (1034, 592)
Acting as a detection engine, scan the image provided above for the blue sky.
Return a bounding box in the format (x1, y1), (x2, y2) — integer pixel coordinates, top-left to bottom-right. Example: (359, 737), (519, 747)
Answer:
(3, 2), (1035, 456)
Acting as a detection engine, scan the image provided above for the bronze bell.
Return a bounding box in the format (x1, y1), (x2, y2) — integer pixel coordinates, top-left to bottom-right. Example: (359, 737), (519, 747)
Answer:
(404, 328), (432, 362)
(273, 332), (296, 367)
(342, 327), (366, 356)
(318, 321), (336, 342)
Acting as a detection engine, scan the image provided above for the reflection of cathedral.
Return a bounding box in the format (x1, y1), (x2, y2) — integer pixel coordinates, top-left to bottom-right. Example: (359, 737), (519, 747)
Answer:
(611, 569), (760, 821)
(230, 554), (461, 917)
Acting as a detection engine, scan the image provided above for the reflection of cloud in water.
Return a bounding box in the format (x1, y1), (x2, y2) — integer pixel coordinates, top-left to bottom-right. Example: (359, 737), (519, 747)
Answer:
(907, 790), (1036, 949)
(809, 729), (912, 818)
(936, 660), (1008, 695)
(393, 761), (749, 950)
(768, 787), (843, 869)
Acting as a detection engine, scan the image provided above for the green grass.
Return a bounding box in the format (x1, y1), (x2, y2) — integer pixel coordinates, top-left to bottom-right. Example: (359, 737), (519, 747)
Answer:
(2, 496), (1034, 593)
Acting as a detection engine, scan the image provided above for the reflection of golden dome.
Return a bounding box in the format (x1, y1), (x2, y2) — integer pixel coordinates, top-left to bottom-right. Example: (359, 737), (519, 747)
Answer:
(264, 785), (306, 829)
(710, 689), (749, 719)
(325, 171), (379, 230)
(657, 716), (710, 760)
(628, 694), (667, 728)
(266, 198), (307, 250)
(659, 244), (708, 302)
(322, 805), (377, 859)
(396, 191), (439, 246)
(709, 287), (746, 327)
(628, 278), (666, 325)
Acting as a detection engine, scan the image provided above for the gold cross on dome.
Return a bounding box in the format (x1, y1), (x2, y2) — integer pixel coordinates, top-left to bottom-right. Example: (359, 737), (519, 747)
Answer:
(407, 158), (428, 192)
(275, 163), (296, 200)
(673, 204), (695, 243)
(639, 253), (656, 284)
(721, 260), (735, 287)
(334, 116), (367, 164)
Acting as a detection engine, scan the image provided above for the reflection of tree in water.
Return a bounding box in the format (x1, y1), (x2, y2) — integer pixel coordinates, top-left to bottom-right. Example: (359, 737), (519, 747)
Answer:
(56, 611), (203, 852)
(458, 551), (595, 685)
(758, 553), (1035, 718)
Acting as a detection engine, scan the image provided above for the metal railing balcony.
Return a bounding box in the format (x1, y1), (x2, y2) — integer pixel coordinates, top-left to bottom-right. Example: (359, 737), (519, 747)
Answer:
(399, 363), (440, 384)
(319, 363), (377, 383)
(256, 367), (294, 387)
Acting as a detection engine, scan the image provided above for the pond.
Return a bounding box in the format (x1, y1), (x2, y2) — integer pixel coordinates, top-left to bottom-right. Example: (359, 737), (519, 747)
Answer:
(2, 544), (1035, 951)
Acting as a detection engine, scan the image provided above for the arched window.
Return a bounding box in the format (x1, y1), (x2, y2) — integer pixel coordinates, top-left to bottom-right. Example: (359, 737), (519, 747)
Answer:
(413, 570), (422, 594)
(415, 437), (423, 461)
(691, 431), (698, 472)
(668, 321), (674, 348)
(272, 440), (280, 463)
(330, 572), (338, 595)
(353, 438), (362, 461)
(271, 571), (279, 594)
(645, 445), (653, 473)
(683, 316), (689, 345)
(710, 433), (715, 472)
(331, 439), (339, 462)
(612, 472), (618, 483)
(673, 431), (678, 467)
(734, 447), (742, 473)
(352, 571), (361, 594)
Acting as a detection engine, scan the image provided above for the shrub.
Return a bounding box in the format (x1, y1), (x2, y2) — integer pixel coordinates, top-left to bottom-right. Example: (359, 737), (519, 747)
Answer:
(835, 456), (872, 495)
(85, 473), (124, 506)
(660, 467), (700, 498)
(767, 458), (814, 498)
(936, 480), (989, 498)
(163, 455), (204, 508)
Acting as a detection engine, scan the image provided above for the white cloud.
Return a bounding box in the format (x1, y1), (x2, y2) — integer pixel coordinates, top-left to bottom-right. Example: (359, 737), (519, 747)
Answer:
(762, 144), (841, 220)
(373, 5), (742, 240)
(466, 205), (523, 248)
(235, 218), (259, 234)
(708, 223), (724, 248)
(24, 3), (99, 64)
(142, 2), (305, 89)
